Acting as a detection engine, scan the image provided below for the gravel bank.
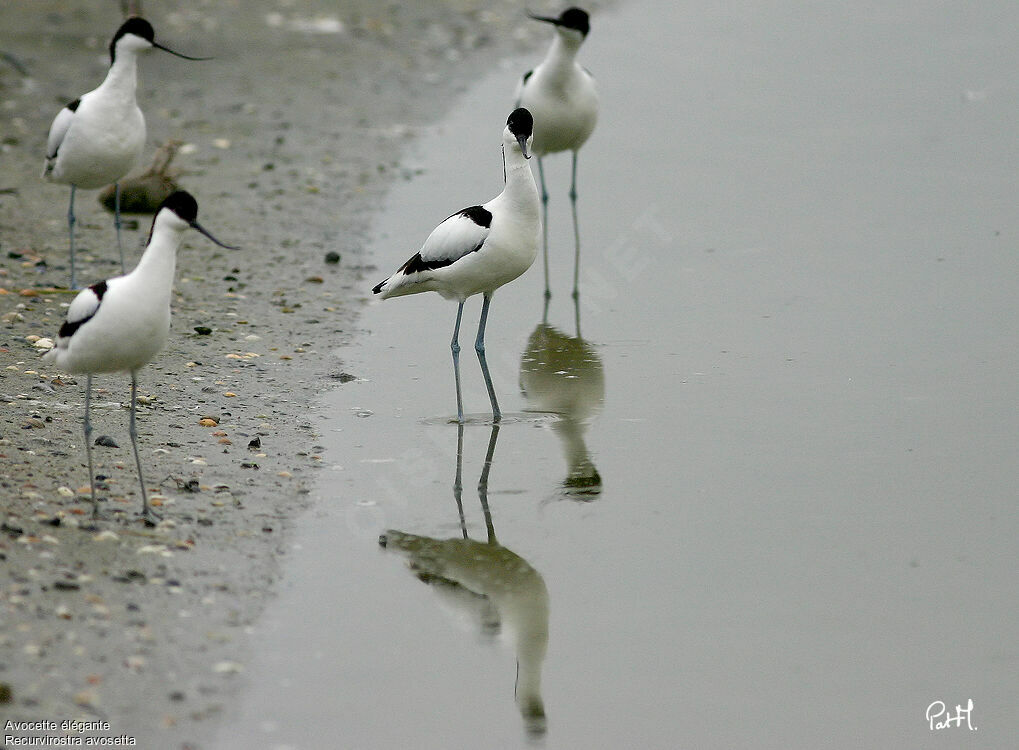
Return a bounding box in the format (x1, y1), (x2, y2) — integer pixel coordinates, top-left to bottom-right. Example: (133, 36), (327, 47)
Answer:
(0, 1), (562, 745)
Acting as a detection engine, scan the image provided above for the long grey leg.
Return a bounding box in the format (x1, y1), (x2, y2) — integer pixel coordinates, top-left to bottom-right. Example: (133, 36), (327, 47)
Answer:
(453, 423), (467, 539)
(475, 294), (501, 423)
(129, 372), (160, 525)
(83, 374), (98, 518)
(68, 185), (78, 289)
(114, 182), (126, 274)
(536, 156), (550, 300)
(451, 301), (465, 423)
(478, 423), (500, 544)
(570, 150), (581, 300)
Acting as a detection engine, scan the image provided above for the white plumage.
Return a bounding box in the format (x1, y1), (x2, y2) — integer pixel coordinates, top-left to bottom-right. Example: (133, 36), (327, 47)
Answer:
(42, 17), (207, 288)
(372, 108), (541, 423)
(514, 8), (599, 158)
(514, 7), (599, 297)
(44, 190), (235, 525)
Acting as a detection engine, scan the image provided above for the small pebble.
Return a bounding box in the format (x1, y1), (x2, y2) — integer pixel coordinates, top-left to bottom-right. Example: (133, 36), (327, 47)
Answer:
(213, 661), (244, 674)
(94, 435), (119, 448)
(137, 544), (171, 556)
(324, 251), (341, 264)
(199, 418), (218, 427)
(125, 655), (147, 671)
(194, 326), (213, 335)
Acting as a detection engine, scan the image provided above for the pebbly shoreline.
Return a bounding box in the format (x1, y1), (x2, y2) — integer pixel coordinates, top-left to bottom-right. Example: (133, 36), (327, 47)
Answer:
(0, 2), (563, 746)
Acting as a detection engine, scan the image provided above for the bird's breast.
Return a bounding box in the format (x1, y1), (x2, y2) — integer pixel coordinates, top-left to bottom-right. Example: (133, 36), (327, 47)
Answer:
(52, 99), (146, 188)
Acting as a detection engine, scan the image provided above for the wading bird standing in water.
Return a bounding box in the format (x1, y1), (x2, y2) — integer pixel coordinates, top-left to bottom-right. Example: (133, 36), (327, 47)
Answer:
(514, 7), (598, 299)
(372, 108), (541, 423)
(42, 17), (209, 288)
(43, 191), (236, 525)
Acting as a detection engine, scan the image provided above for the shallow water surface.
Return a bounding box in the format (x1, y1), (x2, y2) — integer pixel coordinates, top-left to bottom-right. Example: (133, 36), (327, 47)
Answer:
(218, 1), (1017, 746)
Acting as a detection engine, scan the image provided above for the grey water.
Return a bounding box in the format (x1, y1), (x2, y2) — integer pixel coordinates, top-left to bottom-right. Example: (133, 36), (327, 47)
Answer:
(217, 0), (1018, 747)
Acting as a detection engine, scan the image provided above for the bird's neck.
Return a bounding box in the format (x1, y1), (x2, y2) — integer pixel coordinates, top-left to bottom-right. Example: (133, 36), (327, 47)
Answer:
(130, 230), (180, 296)
(502, 147), (540, 215)
(555, 417), (592, 471)
(555, 417), (601, 487)
(514, 604), (549, 722)
(98, 51), (139, 100)
(541, 34), (582, 83)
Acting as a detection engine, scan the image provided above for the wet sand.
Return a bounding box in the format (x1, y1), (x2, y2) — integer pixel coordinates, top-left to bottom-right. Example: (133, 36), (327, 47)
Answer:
(0, 1), (569, 746)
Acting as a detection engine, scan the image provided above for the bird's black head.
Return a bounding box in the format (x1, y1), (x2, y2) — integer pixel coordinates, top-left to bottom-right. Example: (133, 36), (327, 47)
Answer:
(110, 17), (155, 61)
(110, 16), (210, 63)
(151, 190), (239, 249)
(507, 108), (534, 140)
(529, 7), (591, 37)
(558, 7), (591, 35)
(506, 107), (534, 159)
(160, 190), (199, 225)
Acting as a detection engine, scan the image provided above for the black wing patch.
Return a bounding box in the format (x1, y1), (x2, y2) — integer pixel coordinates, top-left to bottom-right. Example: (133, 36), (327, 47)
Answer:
(58, 281), (107, 339)
(522, 70), (534, 85)
(397, 252), (453, 276)
(458, 205), (492, 228)
(396, 243), (483, 276)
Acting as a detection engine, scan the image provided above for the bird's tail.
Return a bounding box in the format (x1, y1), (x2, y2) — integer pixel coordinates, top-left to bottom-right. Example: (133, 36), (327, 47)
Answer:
(372, 272), (418, 300)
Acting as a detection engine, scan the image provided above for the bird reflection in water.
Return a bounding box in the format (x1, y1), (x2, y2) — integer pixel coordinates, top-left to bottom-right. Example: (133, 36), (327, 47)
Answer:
(519, 296), (604, 498)
(379, 424), (550, 737)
